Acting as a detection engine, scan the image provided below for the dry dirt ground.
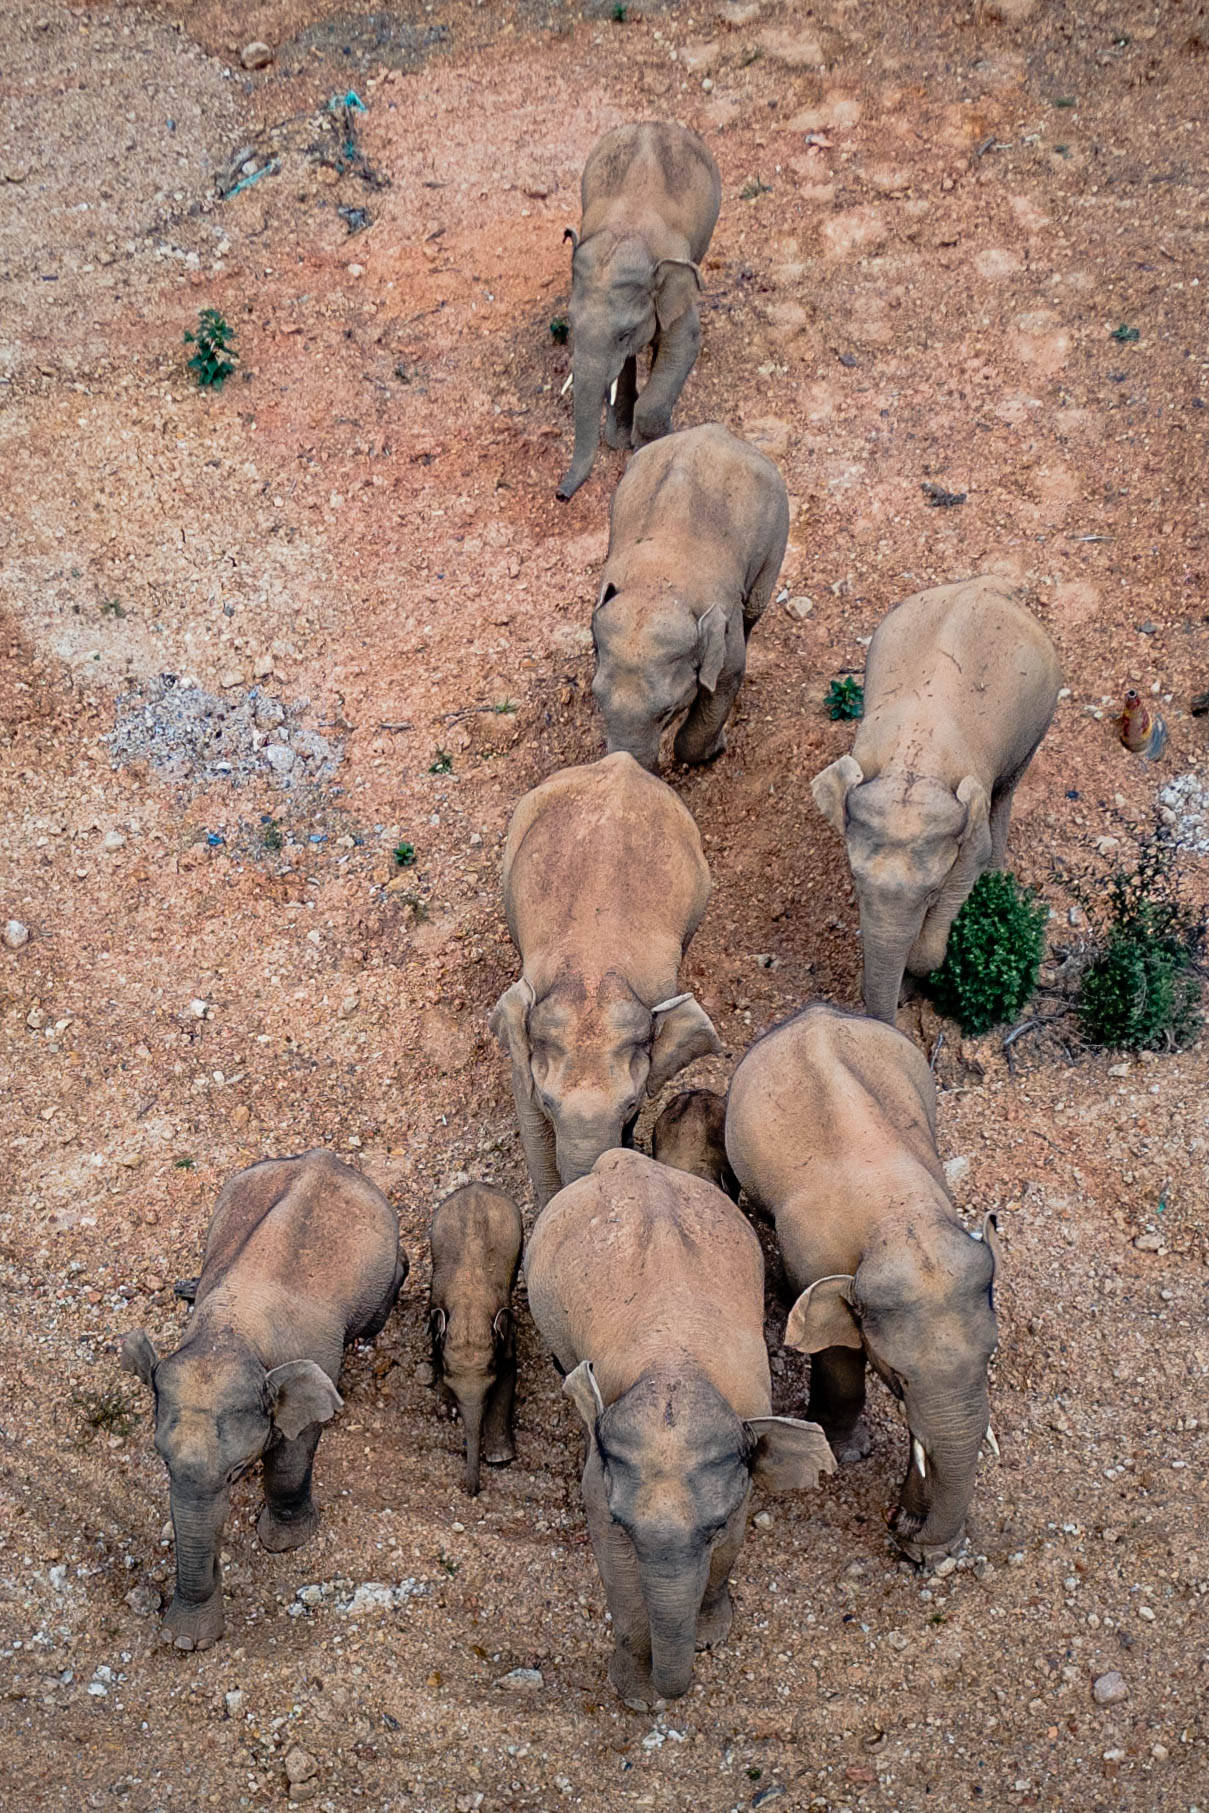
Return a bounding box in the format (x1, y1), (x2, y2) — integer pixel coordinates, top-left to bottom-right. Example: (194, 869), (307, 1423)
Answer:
(1, 1), (1208, 1809)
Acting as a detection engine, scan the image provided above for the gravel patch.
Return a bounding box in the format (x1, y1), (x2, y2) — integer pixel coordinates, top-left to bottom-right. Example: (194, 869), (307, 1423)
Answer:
(106, 677), (341, 789)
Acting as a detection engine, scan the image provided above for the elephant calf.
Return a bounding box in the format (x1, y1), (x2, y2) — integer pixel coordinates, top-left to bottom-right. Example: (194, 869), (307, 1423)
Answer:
(556, 121), (721, 500)
(490, 752), (721, 1207)
(651, 1088), (738, 1201)
(526, 1149), (834, 1709)
(592, 423), (790, 769)
(812, 575), (1061, 1022)
(122, 1151), (407, 1650)
(429, 1182), (523, 1496)
(725, 1003), (1000, 1564)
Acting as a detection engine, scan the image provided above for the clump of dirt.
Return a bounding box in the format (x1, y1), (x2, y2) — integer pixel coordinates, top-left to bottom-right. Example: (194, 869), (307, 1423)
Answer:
(106, 676), (341, 789)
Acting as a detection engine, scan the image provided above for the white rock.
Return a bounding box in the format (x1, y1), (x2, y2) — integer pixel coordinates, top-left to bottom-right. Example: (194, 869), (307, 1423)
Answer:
(264, 744), (296, 777)
(240, 41), (273, 70)
(339, 994), (359, 1019)
(3, 919), (29, 950)
(283, 1746), (316, 1783)
(944, 1156), (970, 1185)
(102, 829), (127, 853)
(189, 998), (210, 1019)
(1093, 1669), (1128, 1705)
(494, 1667), (543, 1691)
(224, 1688), (244, 1715)
(784, 595), (814, 619)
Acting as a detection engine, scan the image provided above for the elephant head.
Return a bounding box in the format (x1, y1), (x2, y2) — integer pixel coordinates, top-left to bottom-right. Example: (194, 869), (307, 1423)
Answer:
(565, 1361), (834, 1702)
(651, 1088), (739, 1201)
(591, 588), (730, 770)
(430, 1303), (511, 1498)
(785, 1213), (1000, 1563)
(121, 1331), (341, 1649)
(490, 970), (720, 1188)
(812, 757), (992, 1022)
(556, 231), (703, 501)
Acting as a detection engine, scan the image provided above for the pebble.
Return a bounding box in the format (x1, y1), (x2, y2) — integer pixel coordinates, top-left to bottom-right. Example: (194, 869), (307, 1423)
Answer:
(415, 1361), (435, 1386)
(189, 998), (210, 1019)
(241, 41), (273, 69)
(264, 743), (296, 777)
(102, 829), (127, 853)
(124, 1581), (161, 1617)
(784, 595), (815, 619)
(1092, 1670), (1128, 1705)
(932, 1555), (957, 1578)
(339, 994), (359, 1019)
(1133, 1233), (1165, 1252)
(3, 919), (29, 950)
(283, 1746), (317, 1784)
(225, 1689), (244, 1716)
(494, 1667), (543, 1692)
(943, 1156), (970, 1186)
(753, 1511), (773, 1529)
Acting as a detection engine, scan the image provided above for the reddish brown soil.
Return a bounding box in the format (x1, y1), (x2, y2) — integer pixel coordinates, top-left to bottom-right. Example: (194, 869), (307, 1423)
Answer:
(1, 3), (1207, 1810)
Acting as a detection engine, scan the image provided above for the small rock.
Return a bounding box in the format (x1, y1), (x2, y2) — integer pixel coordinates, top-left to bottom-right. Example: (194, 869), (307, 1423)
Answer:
(283, 1747), (317, 1784)
(1093, 1670), (1128, 1706)
(288, 1785), (318, 1805)
(339, 994), (359, 1020)
(1068, 905), (1085, 928)
(189, 998), (210, 1020)
(784, 595), (814, 619)
(26, 1006), (46, 1030)
(415, 1360), (435, 1387)
(1133, 1233), (1164, 1253)
(1095, 835), (1120, 856)
(886, 1631), (909, 1651)
(253, 654), (273, 680)
(494, 1667), (543, 1692)
(102, 829), (127, 853)
(944, 1156), (970, 1186)
(231, 1104), (250, 1129)
(241, 41), (273, 69)
(933, 1555), (958, 1578)
(144, 1274), (164, 1293)
(1107, 1061), (1130, 1078)
(753, 1510), (773, 1529)
(3, 919), (30, 950)
(124, 1580), (162, 1617)
(220, 669), (245, 690)
(225, 1689), (244, 1716)
(264, 744), (296, 777)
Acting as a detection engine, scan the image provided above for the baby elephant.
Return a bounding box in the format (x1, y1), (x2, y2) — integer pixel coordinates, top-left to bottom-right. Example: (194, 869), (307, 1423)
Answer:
(725, 1004), (999, 1564)
(491, 752), (721, 1207)
(557, 121), (721, 500)
(429, 1183), (524, 1496)
(812, 575), (1060, 1022)
(651, 1088), (738, 1201)
(526, 1149), (834, 1709)
(592, 424), (790, 769)
(121, 1151), (407, 1651)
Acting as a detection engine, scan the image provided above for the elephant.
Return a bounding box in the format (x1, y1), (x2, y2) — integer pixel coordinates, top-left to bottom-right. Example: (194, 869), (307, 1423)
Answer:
(525, 1148), (835, 1708)
(490, 751), (721, 1207)
(429, 1182), (524, 1496)
(724, 1002), (1000, 1564)
(651, 1088), (738, 1201)
(555, 121), (722, 501)
(121, 1151), (407, 1651)
(811, 575), (1061, 1023)
(592, 423), (790, 768)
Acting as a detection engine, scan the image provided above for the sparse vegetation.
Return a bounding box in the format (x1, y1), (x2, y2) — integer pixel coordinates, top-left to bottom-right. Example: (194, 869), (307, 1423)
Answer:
(174, 1155), (196, 1169)
(393, 841), (416, 868)
(611, 4), (628, 22)
(261, 819), (284, 851)
(1074, 831), (1203, 1050)
(740, 177), (773, 201)
(100, 597), (127, 618)
(428, 749), (454, 774)
(1110, 323), (1140, 344)
(824, 676), (864, 720)
(927, 871), (1048, 1036)
(74, 1388), (138, 1439)
(549, 316), (569, 344)
(184, 308), (238, 389)
(492, 698), (517, 715)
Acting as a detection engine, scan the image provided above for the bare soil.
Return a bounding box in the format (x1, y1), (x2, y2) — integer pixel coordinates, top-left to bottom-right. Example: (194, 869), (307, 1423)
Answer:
(1, 3), (1207, 1810)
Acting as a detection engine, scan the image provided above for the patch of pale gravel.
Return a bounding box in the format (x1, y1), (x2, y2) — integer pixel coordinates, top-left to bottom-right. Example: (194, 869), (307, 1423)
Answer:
(106, 675), (341, 788)
(1158, 771), (1209, 854)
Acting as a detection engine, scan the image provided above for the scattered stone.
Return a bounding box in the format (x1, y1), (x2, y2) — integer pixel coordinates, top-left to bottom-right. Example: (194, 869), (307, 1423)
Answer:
(1157, 771), (1209, 853)
(339, 994), (359, 1020)
(784, 595), (814, 619)
(414, 1360), (436, 1387)
(294, 1578), (428, 1616)
(284, 1748), (316, 1784)
(3, 919), (29, 950)
(1133, 1233), (1164, 1253)
(753, 1510), (774, 1529)
(933, 1555), (958, 1578)
(107, 679), (339, 792)
(225, 1689), (244, 1716)
(102, 829), (127, 853)
(944, 1156), (970, 1186)
(26, 1005), (46, 1030)
(1093, 1670), (1128, 1706)
(241, 41), (273, 70)
(494, 1667), (543, 1692)
(264, 744), (297, 779)
(189, 998), (210, 1020)
(124, 1580), (162, 1617)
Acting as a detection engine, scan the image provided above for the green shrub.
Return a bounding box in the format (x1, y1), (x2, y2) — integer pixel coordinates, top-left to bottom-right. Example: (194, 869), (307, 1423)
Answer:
(549, 317), (569, 344)
(825, 676), (864, 720)
(926, 871), (1048, 1036)
(1074, 832), (1203, 1050)
(184, 308), (237, 389)
(393, 841), (416, 868)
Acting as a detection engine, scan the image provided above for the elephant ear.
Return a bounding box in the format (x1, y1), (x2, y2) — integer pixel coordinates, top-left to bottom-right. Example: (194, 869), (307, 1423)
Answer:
(955, 774), (991, 853)
(784, 1274), (862, 1353)
(563, 1359), (604, 1435)
(696, 606), (729, 694)
(489, 978), (536, 1099)
(653, 256), (703, 331)
(265, 1360), (343, 1442)
(745, 1415), (837, 1492)
(971, 1210), (1002, 1284)
(120, 1330), (159, 1387)
(647, 992), (722, 1097)
(811, 754), (863, 835)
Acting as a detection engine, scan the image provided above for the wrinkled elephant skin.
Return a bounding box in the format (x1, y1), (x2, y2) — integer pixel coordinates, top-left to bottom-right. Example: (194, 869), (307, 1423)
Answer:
(429, 1183), (523, 1496)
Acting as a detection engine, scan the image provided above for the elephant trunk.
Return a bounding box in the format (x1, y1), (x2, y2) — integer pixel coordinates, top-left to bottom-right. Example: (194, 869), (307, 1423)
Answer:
(602, 707), (663, 772)
(457, 1388), (487, 1498)
(639, 1547), (711, 1701)
(555, 1117), (626, 1188)
(169, 1482), (228, 1605)
(556, 353), (610, 501)
(892, 1388), (989, 1561)
(858, 896), (927, 1023)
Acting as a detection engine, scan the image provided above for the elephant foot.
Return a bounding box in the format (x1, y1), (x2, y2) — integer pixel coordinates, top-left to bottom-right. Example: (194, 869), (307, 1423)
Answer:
(891, 1513), (966, 1568)
(632, 410), (672, 448)
(816, 1419), (871, 1464)
(257, 1500), (320, 1553)
(603, 417), (630, 451)
(673, 728), (726, 767)
(696, 1587), (733, 1651)
(161, 1590), (224, 1652)
(609, 1648), (660, 1712)
(483, 1438), (515, 1468)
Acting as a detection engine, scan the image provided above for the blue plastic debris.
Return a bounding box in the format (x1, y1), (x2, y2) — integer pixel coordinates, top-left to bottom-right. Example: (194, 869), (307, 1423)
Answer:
(330, 90), (367, 112)
(206, 832), (225, 847)
(223, 159), (280, 199)
(309, 833), (327, 844)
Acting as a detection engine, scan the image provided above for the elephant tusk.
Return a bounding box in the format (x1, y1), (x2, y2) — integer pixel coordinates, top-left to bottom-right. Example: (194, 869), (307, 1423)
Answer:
(982, 1424), (1000, 1461)
(609, 379), (618, 406)
(560, 371), (574, 397)
(912, 1436), (927, 1480)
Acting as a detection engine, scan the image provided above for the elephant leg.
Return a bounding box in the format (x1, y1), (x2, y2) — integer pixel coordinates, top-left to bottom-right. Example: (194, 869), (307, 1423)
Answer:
(807, 1346), (870, 1463)
(482, 1339), (517, 1468)
(742, 544), (784, 638)
(512, 1077), (562, 1209)
(696, 1496), (748, 1651)
(582, 1449), (655, 1709)
(258, 1426), (323, 1551)
(604, 356), (638, 450)
(673, 664), (744, 766)
(356, 1254), (408, 1341)
(633, 306), (701, 446)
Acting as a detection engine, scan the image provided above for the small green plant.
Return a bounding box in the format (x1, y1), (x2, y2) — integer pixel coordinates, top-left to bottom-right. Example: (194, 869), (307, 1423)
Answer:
(611, 3), (628, 21)
(1054, 96), (1077, 108)
(549, 316), (569, 344)
(261, 820), (284, 852)
(428, 749), (454, 774)
(926, 871), (1048, 1036)
(75, 1388), (138, 1439)
(174, 1154), (196, 1170)
(184, 308), (238, 389)
(393, 841), (416, 868)
(1110, 323), (1140, 344)
(100, 597), (126, 618)
(824, 676), (864, 720)
(437, 1550), (460, 1576)
(492, 698), (517, 715)
(740, 178), (773, 201)
(1074, 832), (1203, 1050)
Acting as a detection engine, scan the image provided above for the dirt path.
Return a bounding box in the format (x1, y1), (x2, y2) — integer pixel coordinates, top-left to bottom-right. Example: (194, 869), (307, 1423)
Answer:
(1, 3), (1206, 1809)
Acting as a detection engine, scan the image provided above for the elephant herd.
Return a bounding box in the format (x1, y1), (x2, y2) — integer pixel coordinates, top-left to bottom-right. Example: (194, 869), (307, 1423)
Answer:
(119, 120), (1062, 1709)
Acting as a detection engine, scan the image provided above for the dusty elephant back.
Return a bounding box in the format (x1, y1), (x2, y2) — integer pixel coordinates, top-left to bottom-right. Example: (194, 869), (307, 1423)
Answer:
(500, 753), (711, 989)
(857, 576), (1061, 783)
(581, 122), (721, 255)
(430, 1183), (523, 1298)
(197, 1150), (400, 1324)
(525, 1149), (769, 1417)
